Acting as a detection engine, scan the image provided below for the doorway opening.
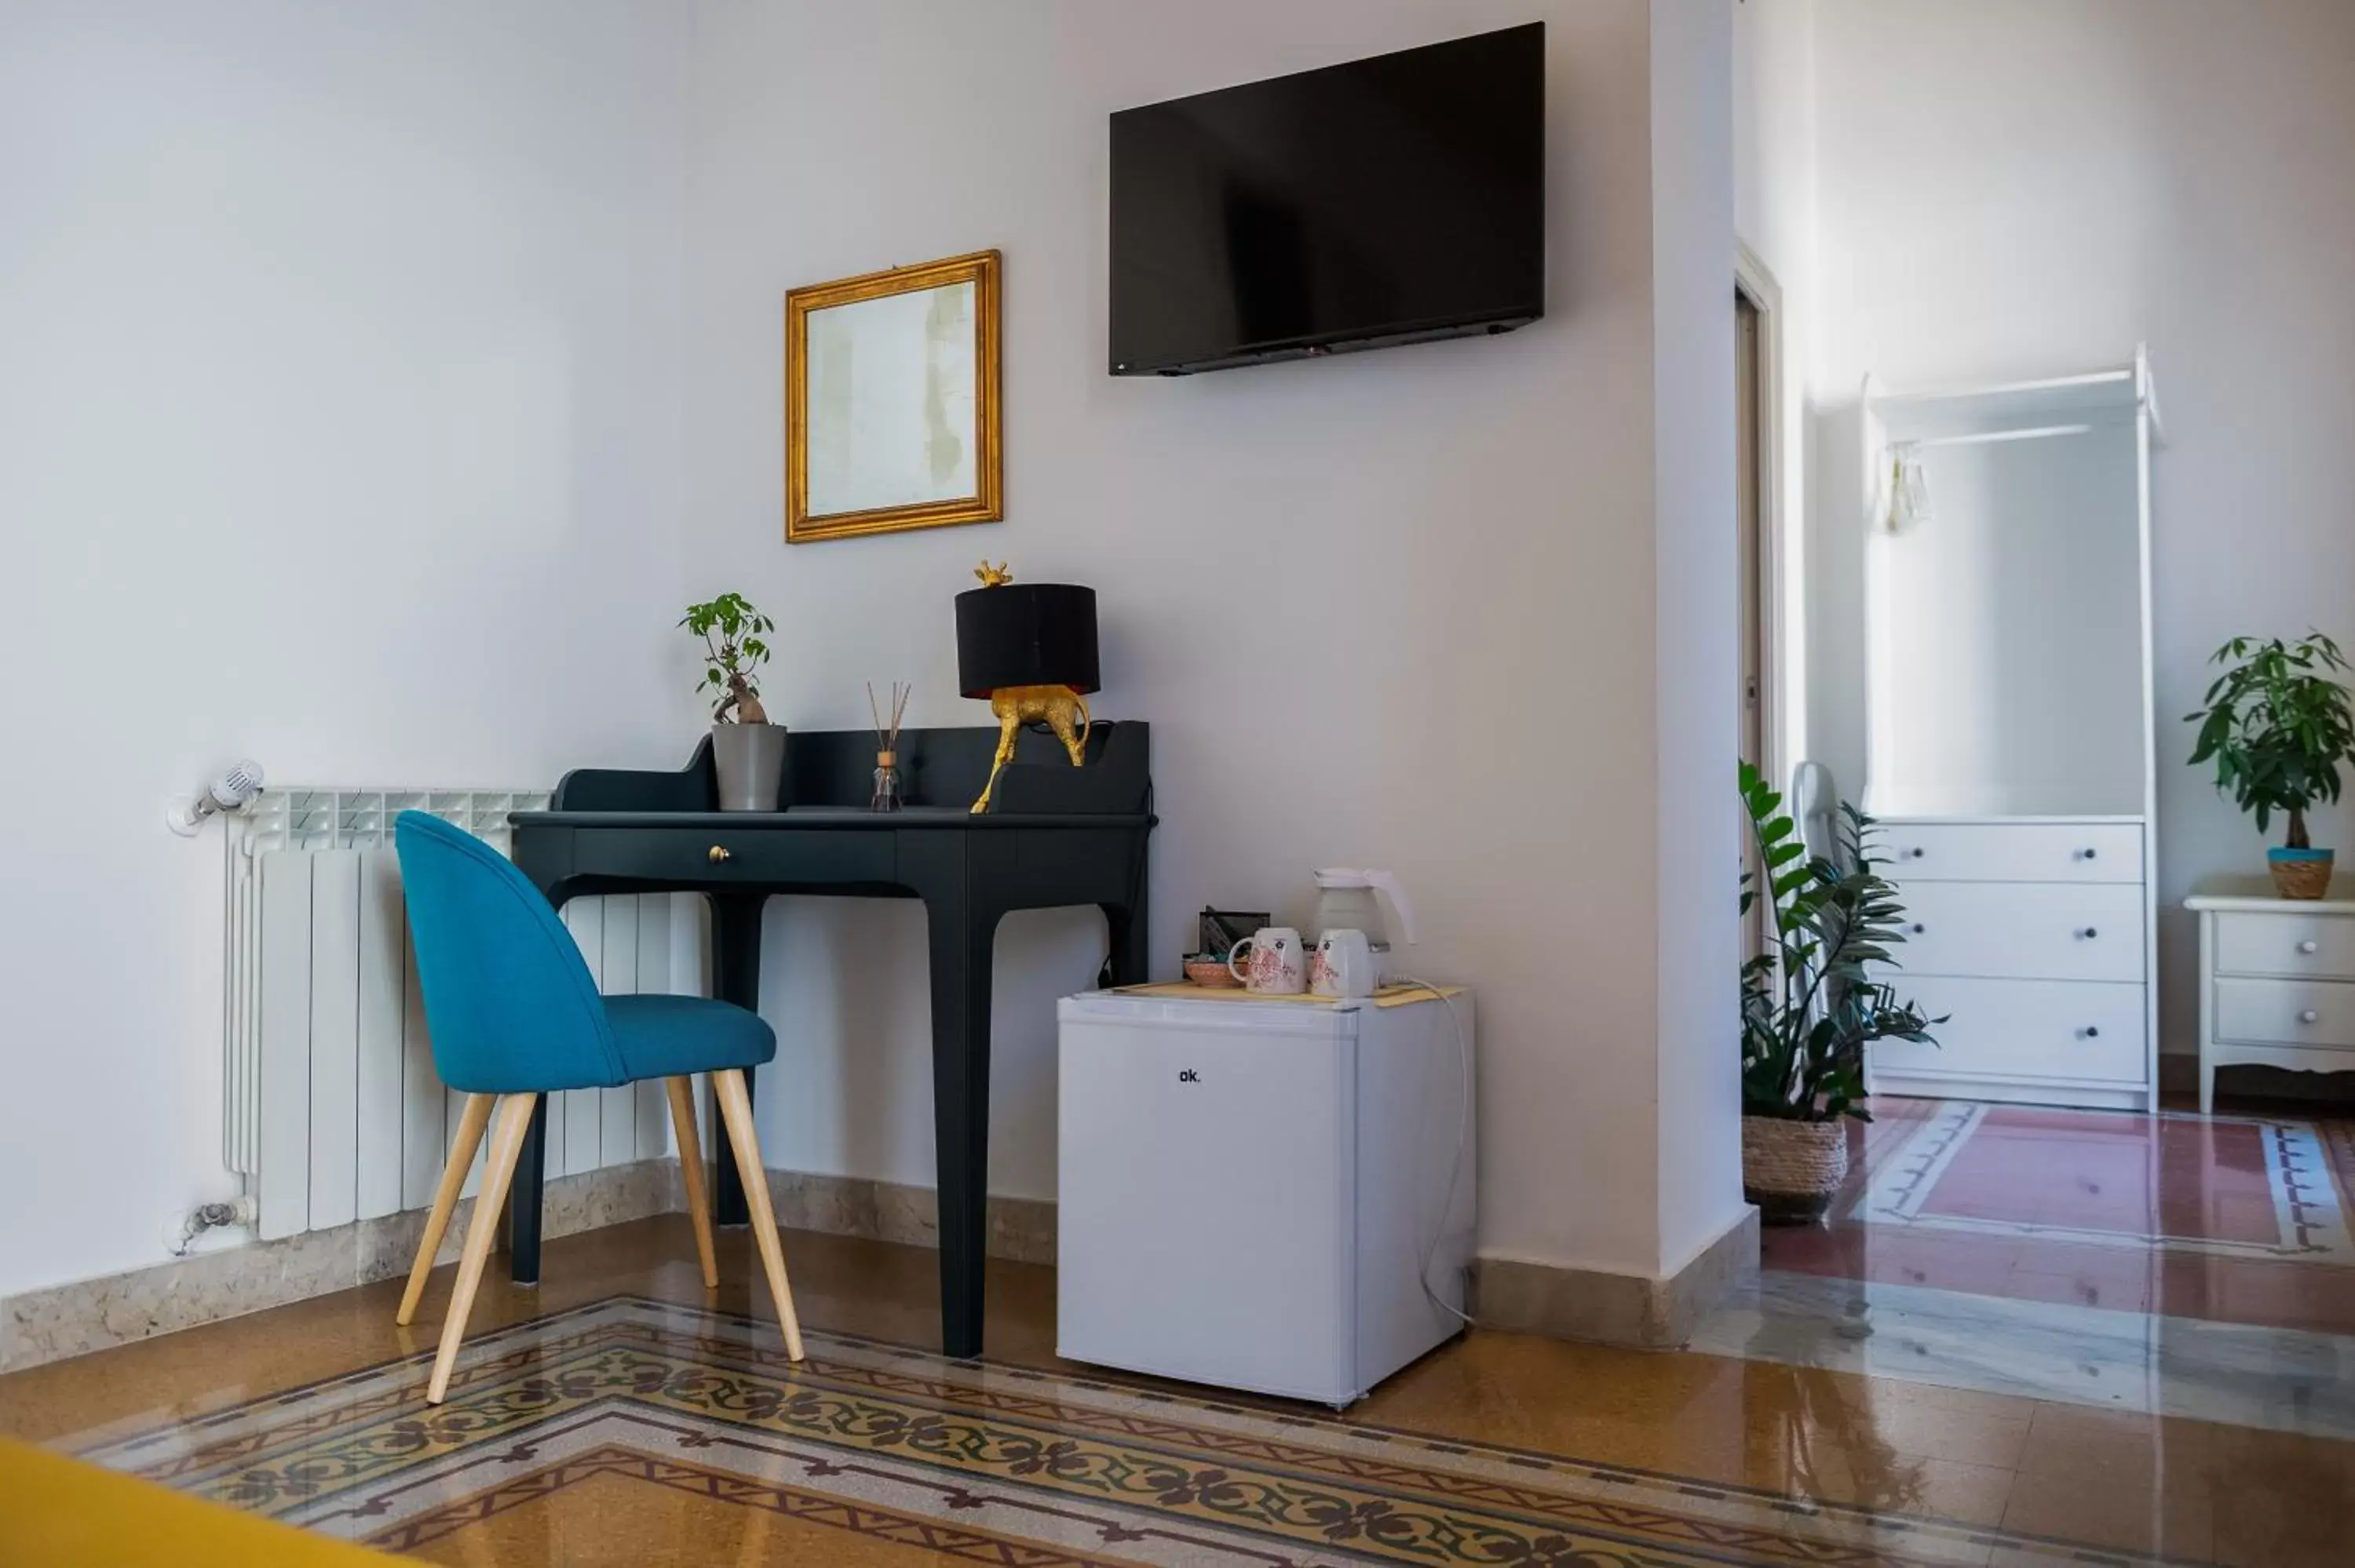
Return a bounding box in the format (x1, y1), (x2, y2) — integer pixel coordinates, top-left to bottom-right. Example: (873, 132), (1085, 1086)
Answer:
(1733, 250), (1787, 962)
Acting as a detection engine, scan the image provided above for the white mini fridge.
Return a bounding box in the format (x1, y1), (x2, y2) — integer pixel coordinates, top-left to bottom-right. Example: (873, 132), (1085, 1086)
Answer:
(1056, 987), (1475, 1406)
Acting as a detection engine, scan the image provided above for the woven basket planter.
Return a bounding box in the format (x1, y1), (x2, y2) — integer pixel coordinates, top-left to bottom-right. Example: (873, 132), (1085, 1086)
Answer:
(1742, 1115), (1849, 1225)
(2269, 849), (2335, 900)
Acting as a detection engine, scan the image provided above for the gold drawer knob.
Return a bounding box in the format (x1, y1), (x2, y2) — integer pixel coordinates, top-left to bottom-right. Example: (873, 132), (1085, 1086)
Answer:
(708, 844), (732, 864)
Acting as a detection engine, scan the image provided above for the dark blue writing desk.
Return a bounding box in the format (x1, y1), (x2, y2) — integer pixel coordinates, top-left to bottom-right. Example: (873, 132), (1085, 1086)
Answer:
(506, 722), (1152, 1357)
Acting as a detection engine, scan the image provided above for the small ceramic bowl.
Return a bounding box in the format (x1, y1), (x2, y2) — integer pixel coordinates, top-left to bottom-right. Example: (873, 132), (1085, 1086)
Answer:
(1184, 956), (1242, 988)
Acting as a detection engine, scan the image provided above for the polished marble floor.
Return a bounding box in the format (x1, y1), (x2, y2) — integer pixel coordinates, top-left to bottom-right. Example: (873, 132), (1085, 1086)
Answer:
(1709, 1095), (2355, 1449)
(5, 1216), (2354, 1564)
(1761, 1096), (2355, 1333)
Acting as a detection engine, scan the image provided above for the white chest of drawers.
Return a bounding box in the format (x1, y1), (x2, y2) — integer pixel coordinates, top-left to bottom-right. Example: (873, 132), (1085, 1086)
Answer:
(2185, 877), (2355, 1110)
(1868, 816), (2158, 1110)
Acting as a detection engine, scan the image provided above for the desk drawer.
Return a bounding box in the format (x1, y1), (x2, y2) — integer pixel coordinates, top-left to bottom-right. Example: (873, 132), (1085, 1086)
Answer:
(2214, 977), (2355, 1052)
(572, 826), (895, 887)
(1872, 976), (2146, 1084)
(1879, 822), (2141, 884)
(1886, 880), (2145, 983)
(2213, 911), (2355, 979)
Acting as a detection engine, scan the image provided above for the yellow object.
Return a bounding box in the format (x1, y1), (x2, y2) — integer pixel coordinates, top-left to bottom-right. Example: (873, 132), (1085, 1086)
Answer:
(1110, 980), (1462, 1009)
(0, 1437), (387, 1565)
(971, 683), (1090, 813)
(973, 559), (1012, 587)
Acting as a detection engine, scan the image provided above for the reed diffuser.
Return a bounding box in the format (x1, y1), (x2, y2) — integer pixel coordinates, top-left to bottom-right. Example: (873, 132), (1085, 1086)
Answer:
(868, 680), (911, 811)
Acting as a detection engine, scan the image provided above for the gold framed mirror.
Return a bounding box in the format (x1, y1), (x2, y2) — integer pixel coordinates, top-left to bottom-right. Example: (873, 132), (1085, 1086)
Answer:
(784, 250), (1002, 544)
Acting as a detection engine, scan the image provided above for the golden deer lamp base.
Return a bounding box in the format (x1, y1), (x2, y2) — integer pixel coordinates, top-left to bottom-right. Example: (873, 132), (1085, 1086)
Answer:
(971, 684), (1091, 814)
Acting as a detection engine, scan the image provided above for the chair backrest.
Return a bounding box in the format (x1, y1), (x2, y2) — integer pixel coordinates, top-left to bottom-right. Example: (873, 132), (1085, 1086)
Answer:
(393, 811), (625, 1095)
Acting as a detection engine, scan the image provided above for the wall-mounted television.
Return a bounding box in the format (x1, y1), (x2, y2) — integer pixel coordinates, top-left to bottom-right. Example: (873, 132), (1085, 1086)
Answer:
(1109, 23), (1544, 377)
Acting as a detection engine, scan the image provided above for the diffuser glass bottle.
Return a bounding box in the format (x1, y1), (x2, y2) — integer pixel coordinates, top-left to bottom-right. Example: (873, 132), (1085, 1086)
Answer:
(868, 680), (909, 813)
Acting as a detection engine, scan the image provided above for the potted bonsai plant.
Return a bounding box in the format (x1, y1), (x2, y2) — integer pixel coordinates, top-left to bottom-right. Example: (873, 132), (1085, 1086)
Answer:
(2185, 632), (2355, 899)
(683, 592), (783, 811)
(1738, 762), (1939, 1223)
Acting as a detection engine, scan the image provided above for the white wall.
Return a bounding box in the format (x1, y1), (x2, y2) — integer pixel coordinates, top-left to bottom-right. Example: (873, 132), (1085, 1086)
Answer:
(0, 0), (1747, 1302)
(683, 0), (1744, 1278)
(0, 1), (696, 1298)
(1805, 0), (2355, 1056)
(1648, 3), (1746, 1271)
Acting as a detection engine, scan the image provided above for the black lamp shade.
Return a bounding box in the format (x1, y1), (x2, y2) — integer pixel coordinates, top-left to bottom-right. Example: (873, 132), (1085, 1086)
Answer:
(955, 583), (1100, 698)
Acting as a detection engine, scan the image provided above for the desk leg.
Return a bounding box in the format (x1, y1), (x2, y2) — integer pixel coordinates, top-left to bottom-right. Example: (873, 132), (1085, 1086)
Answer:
(709, 892), (766, 1228)
(919, 887), (996, 1360)
(1101, 895), (1149, 988)
(508, 1097), (549, 1285)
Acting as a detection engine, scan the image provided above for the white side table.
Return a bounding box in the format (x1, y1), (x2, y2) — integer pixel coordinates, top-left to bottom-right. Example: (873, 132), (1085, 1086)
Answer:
(2184, 875), (2355, 1111)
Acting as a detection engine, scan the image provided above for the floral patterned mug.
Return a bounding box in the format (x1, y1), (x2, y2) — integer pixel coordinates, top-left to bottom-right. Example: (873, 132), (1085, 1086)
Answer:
(1226, 927), (1308, 994)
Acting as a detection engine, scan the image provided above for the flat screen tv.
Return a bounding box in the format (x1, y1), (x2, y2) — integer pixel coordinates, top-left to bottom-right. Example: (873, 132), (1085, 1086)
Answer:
(1109, 23), (1544, 377)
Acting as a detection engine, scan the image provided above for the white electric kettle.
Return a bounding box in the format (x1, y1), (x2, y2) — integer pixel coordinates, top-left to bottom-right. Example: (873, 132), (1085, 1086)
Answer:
(1309, 869), (1416, 977)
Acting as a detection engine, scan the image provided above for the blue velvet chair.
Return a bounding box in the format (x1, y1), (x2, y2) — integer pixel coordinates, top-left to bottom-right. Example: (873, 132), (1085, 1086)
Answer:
(392, 811), (803, 1403)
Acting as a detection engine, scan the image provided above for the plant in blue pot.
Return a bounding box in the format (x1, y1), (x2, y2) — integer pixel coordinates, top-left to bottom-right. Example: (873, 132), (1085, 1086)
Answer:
(2186, 632), (2355, 899)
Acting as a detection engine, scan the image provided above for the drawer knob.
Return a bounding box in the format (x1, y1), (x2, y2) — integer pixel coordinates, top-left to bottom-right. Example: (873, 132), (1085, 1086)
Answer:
(708, 844), (732, 864)
(2080, 1026), (2100, 1039)
(1907, 847), (1926, 859)
(1910, 922), (1926, 935)
(2301, 1009), (2321, 1025)
(2078, 848), (2098, 860)
(2299, 939), (2320, 955)
(2077, 927), (2098, 940)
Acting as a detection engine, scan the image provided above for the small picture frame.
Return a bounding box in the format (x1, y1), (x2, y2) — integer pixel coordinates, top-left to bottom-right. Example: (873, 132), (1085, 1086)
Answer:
(784, 250), (1003, 545)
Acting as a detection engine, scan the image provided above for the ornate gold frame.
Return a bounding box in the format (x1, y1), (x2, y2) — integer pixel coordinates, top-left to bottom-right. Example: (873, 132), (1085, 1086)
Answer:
(784, 250), (1002, 545)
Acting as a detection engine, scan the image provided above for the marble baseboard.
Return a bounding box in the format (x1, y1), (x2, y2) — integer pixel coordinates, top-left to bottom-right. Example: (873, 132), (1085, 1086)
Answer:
(0, 1159), (682, 1376)
(761, 1169), (1057, 1266)
(5, 1158), (1053, 1376)
(1476, 1206), (1761, 1349)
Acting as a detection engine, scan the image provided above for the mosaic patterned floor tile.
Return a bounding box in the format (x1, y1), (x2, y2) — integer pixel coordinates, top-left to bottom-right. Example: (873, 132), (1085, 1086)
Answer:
(69, 1296), (2207, 1567)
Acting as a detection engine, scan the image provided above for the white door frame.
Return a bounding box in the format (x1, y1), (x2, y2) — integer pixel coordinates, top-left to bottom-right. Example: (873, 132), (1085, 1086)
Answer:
(1735, 242), (1793, 798)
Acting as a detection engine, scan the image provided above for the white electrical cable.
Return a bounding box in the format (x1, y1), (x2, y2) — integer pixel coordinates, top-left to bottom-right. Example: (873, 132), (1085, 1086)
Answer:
(1387, 977), (1475, 1329)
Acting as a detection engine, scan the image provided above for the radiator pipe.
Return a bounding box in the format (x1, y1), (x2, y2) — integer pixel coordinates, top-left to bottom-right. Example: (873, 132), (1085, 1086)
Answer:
(170, 1195), (258, 1256)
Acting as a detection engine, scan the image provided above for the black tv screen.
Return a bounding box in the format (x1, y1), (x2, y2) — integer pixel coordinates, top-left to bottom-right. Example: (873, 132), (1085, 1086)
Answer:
(1109, 23), (1544, 376)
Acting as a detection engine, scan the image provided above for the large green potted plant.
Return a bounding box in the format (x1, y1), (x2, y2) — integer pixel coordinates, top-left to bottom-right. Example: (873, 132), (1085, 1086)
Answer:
(2185, 633), (2355, 899)
(1738, 763), (1939, 1223)
(682, 593), (783, 811)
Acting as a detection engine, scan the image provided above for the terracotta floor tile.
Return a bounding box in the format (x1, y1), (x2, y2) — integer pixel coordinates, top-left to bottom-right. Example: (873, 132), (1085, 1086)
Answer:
(1999, 1403), (2215, 1560)
(2203, 1428), (2355, 1566)
(2004, 1265), (2154, 1314)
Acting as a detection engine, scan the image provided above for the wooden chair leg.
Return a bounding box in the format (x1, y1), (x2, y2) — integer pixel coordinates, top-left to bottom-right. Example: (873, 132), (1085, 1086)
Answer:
(666, 1075), (719, 1289)
(712, 1068), (804, 1361)
(425, 1092), (538, 1405)
(397, 1092), (493, 1326)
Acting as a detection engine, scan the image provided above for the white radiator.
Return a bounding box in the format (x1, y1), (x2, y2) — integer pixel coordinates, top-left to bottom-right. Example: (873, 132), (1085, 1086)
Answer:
(225, 789), (688, 1241)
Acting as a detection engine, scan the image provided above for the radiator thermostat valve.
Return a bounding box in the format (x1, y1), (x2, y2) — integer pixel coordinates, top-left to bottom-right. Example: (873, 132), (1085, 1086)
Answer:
(167, 760), (266, 837)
